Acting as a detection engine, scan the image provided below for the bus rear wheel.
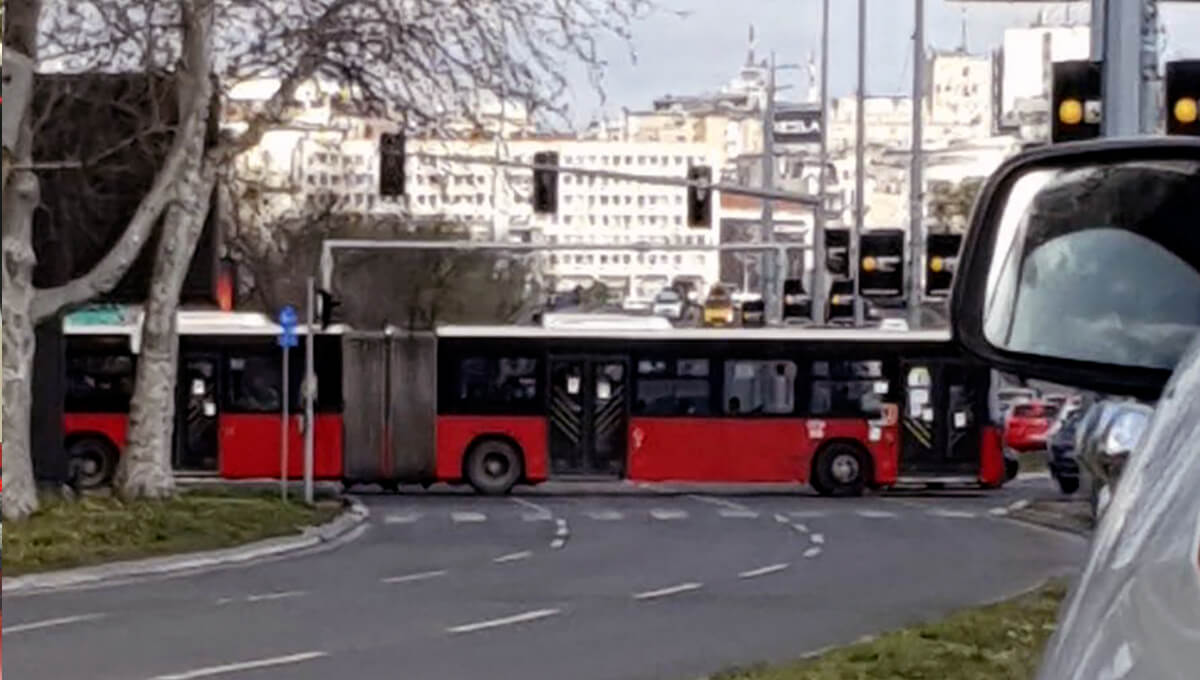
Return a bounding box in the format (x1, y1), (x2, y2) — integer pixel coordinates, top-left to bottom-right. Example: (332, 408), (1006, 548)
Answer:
(812, 443), (869, 497)
(67, 435), (119, 490)
(465, 439), (523, 496)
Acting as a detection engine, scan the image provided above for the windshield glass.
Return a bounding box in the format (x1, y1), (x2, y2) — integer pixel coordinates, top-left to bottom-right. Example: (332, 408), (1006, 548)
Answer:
(984, 161), (1200, 370)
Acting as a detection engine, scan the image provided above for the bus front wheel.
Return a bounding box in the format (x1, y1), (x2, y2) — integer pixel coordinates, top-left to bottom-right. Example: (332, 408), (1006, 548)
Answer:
(812, 443), (869, 497)
(67, 435), (119, 490)
(465, 439), (523, 496)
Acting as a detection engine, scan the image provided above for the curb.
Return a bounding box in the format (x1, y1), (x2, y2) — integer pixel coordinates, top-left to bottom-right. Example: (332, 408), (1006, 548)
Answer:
(2, 496), (370, 596)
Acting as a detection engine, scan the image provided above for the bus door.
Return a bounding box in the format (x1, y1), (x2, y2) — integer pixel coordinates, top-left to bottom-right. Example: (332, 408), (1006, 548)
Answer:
(176, 352), (220, 472)
(547, 356), (628, 477)
(899, 360), (979, 475)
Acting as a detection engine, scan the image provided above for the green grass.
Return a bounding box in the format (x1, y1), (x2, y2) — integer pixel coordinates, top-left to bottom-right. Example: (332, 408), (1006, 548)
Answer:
(710, 581), (1068, 680)
(3, 489), (342, 577)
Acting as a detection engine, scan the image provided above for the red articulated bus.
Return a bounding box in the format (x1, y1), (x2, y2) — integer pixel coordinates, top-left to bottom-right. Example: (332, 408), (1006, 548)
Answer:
(63, 311), (344, 487)
(63, 312), (1003, 496)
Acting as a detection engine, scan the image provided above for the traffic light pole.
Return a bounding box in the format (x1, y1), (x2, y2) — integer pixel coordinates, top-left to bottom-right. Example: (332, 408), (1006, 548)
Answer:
(762, 52), (779, 324)
(852, 0), (867, 327)
(812, 0), (831, 325)
(907, 0), (925, 331)
(1094, 0), (1158, 136)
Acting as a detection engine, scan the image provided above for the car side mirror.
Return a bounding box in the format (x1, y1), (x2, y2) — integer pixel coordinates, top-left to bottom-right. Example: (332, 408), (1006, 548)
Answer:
(951, 137), (1200, 400)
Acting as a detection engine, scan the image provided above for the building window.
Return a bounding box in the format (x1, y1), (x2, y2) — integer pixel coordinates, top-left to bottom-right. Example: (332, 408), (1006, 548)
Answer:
(724, 361), (797, 415)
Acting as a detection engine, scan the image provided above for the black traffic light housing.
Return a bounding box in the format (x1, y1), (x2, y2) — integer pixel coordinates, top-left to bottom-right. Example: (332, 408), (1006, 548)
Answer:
(824, 228), (850, 279)
(316, 289), (341, 330)
(924, 233), (962, 298)
(532, 151), (559, 213)
(1166, 60), (1200, 136)
(687, 165), (713, 228)
(827, 279), (856, 324)
(858, 229), (905, 298)
(379, 132), (406, 197)
(1051, 60), (1102, 143)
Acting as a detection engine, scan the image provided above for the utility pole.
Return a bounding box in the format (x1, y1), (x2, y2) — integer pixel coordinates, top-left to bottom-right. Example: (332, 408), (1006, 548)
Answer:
(853, 0), (867, 327)
(908, 0), (925, 330)
(762, 51), (778, 323)
(813, 0), (831, 325)
(1094, 0), (1152, 136)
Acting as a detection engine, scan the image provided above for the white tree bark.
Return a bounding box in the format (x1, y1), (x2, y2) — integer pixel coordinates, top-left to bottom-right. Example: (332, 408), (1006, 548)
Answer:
(117, 0), (216, 500)
(2, 0), (45, 520)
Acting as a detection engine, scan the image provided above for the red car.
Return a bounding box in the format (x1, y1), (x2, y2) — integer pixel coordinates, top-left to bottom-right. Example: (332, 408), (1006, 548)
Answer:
(1005, 401), (1061, 452)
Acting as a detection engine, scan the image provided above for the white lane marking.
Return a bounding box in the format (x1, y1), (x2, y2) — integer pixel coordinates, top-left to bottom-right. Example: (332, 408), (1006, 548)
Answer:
(791, 523), (810, 534)
(493, 550), (533, 564)
(451, 511), (488, 523)
(446, 608), (561, 634)
(774, 513), (791, 524)
(650, 508), (688, 520)
(856, 509), (899, 519)
(738, 563), (790, 579)
(989, 507), (1010, 517)
(809, 533), (825, 545)
(718, 508), (760, 519)
(586, 510), (625, 521)
(148, 651), (328, 680)
(1009, 499), (1032, 511)
(929, 508), (977, 519)
(216, 590), (306, 605)
(511, 497), (553, 521)
(384, 512), (422, 524)
(633, 582), (703, 600)
(788, 510), (831, 519)
(3, 613), (107, 634)
(381, 570), (447, 584)
(686, 494), (752, 512)
(522, 512), (554, 522)
(803, 547), (823, 558)
(550, 538), (566, 549)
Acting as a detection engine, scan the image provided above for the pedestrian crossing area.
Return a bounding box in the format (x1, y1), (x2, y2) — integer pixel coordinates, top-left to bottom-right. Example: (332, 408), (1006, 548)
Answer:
(377, 502), (1008, 526)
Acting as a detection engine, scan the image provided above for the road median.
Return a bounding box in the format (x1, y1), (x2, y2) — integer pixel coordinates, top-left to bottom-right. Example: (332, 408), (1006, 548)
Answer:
(707, 580), (1067, 680)
(2, 489), (367, 594)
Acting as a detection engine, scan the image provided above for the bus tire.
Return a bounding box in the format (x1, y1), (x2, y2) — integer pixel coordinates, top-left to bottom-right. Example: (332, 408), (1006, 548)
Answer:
(66, 434), (119, 490)
(812, 442), (869, 497)
(465, 439), (523, 496)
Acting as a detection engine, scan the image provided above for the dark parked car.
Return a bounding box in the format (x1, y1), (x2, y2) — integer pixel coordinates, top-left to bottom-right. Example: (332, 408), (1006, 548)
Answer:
(1045, 402), (1088, 494)
(740, 298), (765, 327)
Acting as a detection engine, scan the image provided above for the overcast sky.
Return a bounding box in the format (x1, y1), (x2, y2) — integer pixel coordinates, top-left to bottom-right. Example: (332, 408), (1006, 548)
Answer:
(561, 0), (1200, 127)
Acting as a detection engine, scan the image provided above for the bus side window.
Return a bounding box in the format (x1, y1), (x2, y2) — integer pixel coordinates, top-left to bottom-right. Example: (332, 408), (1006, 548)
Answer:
(634, 357), (711, 416)
(227, 355), (282, 412)
(723, 361), (796, 415)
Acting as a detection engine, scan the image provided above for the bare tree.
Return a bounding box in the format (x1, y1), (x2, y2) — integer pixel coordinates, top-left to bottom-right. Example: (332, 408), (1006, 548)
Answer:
(927, 177), (985, 234)
(2, 0), (653, 510)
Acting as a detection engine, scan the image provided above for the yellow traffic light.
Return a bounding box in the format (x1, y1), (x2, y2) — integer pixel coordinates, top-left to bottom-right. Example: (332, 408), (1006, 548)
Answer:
(929, 256), (944, 273)
(1174, 97), (1198, 125)
(1058, 99), (1084, 125)
(861, 256), (877, 272)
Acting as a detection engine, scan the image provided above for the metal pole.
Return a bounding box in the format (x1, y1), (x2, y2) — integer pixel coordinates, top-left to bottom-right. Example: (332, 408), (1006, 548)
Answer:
(813, 0), (830, 325)
(853, 0), (867, 327)
(762, 52), (778, 322)
(280, 344), (289, 502)
(1101, 0), (1145, 136)
(1090, 0), (1106, 62)
(908, 0), (925, 330)
(1139, 0), (1160, 134)
(303, 277), (316, 505)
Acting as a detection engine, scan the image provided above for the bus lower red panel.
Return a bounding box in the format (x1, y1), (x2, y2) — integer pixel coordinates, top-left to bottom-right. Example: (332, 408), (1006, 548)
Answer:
(979, 425), (1005, 486)
(627, 418), (899, 485)
(218, 414), (343, 479)
(435, 416), (548, 483)
(63, 414), (129, 451)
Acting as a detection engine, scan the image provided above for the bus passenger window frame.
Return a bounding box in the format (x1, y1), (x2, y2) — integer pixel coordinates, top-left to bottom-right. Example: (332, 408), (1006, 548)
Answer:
(722, 360), (797, 416)
(632, 357), (713, 417)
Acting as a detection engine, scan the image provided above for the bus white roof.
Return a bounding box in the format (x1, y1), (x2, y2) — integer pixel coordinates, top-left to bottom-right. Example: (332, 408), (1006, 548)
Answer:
(437, 325), (953, 343)
(540, 313), (674, 331)
(64, 310), (349, 336)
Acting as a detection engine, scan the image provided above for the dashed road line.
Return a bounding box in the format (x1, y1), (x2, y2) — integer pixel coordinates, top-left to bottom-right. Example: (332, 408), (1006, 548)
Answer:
(791, 523), (810, 534)
(493, 550), (533, 564)
(633, 582), (703, 600)
(550, 538), (567, 550)
(856, 509), (899, 519)
(989, 507), (1010, 517)
(718, 508), (761, 519)
(686, 494), (753, 513)
(788, 510), (831, 519)
(381, 569), (448, 584)
(586, 510), (625, 521)
(383, 512), (422, 524)
(446, 608), (562, 634)
(650, 508), (688, 521)
(803, 547), (823, 559)
(929, 508), (978, 519)
(551, 517), (570, 550)
(809, 533), (825, 545)
(511, 497), (554, 521)
(451, 511), (488, 523)
(1009, 499), (1032, 511)
(148, 651), (328, 679)
(521, 512), (555, 522)
(217, 590), (307, 605)
(3, 613), (107, 635)
(738, 563), (790, 579)
(774, 513), (791, 524)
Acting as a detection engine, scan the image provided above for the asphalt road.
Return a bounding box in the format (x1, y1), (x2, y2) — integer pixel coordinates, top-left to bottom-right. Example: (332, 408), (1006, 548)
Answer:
(4, 476), (1085, 680)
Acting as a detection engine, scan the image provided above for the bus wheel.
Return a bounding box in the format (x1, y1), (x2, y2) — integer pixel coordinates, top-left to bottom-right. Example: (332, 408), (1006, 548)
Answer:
(465, 439), (523, 496)
(67, 435), (119, 490)
(813, 443), (869, 497)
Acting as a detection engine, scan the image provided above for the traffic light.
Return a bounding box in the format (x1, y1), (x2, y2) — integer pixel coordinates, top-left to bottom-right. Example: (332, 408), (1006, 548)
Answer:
(925, 233), (962, 298)
(316, 289), (341, 330)
(532, 150), (559, 213)
(1166, 60), (1200, 136)
(379, 132), (406, 197)
(686, 165), (712, 227)
(1051, 60), (1101, 143)
(824, 228), (850, 279)
(859, 229), (904, 298)
(827, 279), (855, 324)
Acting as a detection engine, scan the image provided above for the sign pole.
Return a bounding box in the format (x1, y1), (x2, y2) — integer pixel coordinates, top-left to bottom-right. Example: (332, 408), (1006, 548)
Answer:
(304, 278), (316, 505)
(280, 344), (289, 501)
